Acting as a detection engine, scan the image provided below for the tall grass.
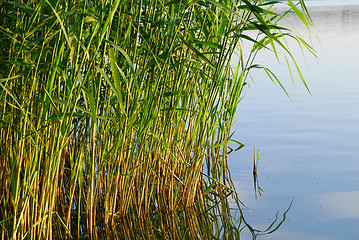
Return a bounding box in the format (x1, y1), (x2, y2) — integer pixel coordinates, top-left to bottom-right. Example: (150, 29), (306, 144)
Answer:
(0, 0), (314, 238)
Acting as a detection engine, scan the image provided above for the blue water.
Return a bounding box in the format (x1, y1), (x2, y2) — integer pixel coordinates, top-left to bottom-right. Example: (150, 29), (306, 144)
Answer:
(304, 0), (359, 6)
(230, 3), (359, 240)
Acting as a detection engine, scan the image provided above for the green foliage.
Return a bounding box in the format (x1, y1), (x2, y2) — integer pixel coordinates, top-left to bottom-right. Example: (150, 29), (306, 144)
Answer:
(0, 0), (314, 238)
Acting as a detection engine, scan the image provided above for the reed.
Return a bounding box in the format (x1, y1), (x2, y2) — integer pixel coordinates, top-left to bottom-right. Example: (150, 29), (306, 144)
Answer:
(0, 0), (314, 238)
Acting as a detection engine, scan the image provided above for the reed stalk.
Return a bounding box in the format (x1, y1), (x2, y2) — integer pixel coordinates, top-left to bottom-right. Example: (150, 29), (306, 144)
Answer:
(0, 0), (314, 238)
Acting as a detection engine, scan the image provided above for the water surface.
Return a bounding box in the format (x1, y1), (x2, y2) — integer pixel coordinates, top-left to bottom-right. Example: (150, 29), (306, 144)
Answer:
(230, 3), (359, 240)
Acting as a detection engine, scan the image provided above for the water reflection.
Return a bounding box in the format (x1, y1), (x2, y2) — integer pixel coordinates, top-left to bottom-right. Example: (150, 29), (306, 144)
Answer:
(76, 188), (290, 239)
(229, 3), (359, 240)
(310, 191), (359, 219)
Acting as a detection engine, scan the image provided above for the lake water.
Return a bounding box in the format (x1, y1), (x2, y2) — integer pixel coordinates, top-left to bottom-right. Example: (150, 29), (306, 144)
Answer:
(229, 2), (359, 240)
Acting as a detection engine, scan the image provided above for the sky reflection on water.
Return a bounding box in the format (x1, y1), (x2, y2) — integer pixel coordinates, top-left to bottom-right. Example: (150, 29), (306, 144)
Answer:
(230, 3), (359, 240)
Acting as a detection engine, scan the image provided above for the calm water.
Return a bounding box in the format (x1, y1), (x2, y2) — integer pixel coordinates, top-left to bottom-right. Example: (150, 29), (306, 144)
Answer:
(230, 2), (359, 240)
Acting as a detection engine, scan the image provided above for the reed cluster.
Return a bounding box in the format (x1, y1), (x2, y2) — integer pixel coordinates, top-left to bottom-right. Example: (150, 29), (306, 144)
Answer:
(0, 0), (313, 238)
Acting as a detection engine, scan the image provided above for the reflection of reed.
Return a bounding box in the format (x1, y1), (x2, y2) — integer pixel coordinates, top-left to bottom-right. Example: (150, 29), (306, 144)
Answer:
(113, 193), (233, 239)
(86, 186), (292, 239)
(253, 146), (263, 200)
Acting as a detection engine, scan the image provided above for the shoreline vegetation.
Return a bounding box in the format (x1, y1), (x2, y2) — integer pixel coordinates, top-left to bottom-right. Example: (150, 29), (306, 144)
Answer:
(0, 0), (314, 239)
